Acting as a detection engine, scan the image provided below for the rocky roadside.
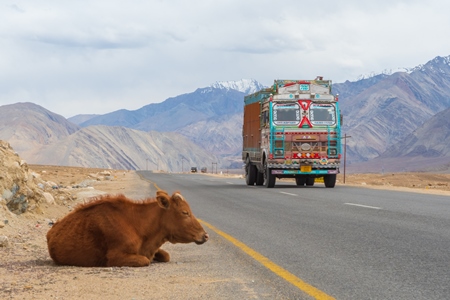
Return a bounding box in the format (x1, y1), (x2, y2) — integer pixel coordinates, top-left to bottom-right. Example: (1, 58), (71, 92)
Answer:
(0, 169), (293, 300)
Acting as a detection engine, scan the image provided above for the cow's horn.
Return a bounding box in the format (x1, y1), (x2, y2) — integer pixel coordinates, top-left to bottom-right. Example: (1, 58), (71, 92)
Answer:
(173, 192), (185, 202)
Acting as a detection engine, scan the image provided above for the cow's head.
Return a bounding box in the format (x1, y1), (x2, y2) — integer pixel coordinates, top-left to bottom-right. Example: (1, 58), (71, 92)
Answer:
(156, 190), (209, 245)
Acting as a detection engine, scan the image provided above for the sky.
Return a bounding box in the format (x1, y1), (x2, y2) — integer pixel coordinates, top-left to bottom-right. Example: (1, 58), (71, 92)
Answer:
(1, 0), (450, 118)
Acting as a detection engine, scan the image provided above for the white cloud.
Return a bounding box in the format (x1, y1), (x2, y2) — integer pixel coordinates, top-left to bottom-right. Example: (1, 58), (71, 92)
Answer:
(0, 0), (449, 117)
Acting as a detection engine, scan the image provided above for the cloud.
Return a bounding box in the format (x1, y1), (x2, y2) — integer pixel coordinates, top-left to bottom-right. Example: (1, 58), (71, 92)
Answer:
(0, 0), (449, 117)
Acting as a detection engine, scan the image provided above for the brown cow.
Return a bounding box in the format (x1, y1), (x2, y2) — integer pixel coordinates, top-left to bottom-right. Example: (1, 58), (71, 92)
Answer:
(46, 190), (209, 267)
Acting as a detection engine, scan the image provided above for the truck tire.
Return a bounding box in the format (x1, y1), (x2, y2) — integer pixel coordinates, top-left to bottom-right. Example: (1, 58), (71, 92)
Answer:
(256, 170), (264, 185)
(264, 162), (275, 188)
(306, 177), (315, 186)
(324, 174), (336, 188)
(295, 177), (306, 186)
(245, 159), (256, 185)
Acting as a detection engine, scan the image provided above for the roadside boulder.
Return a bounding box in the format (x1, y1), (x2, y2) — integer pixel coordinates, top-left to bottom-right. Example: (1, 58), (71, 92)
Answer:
(0, 140), (45, 215)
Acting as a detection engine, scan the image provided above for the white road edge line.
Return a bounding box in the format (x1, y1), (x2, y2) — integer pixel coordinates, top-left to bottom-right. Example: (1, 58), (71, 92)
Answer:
(280, 192), (298, 196)
(344, 203), (382, 210)
(226, 182), (234, 185)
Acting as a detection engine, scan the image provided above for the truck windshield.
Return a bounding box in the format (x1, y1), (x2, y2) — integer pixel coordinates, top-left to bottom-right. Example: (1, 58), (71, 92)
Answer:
(309, 104), (336, 126)
(272, 103), (300, 125)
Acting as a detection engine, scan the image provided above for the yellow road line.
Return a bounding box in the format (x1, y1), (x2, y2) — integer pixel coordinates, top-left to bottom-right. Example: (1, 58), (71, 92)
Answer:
(146, 178), (334, 299)
(200, 219), (335, 300)
(142, 176), (162, 192)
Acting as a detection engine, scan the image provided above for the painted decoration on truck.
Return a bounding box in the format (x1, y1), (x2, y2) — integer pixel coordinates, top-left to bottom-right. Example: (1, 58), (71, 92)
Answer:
(275, 79), (331, 95)
(309, 104), (336, 126)
(298, 116), (312, 128)
(272, 103), (300, 125)
(299, 84), (310, 91)
(298, 100), (311, 110)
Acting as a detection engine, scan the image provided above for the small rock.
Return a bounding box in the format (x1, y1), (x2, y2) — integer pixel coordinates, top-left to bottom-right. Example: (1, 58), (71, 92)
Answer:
(100, 171), (111, 176)
(43, 192), (55, 205)
(0, 235), (9, 247)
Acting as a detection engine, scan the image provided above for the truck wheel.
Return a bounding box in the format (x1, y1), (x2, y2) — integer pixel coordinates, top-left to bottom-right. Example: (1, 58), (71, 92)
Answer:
(256, 170), (264, 185)
(264, 162), (275, 188)
(295, 177), (306, 186)
(306, 177), (315, 186)
(245, 159), (256, 185)
(324, 174), (336, 188)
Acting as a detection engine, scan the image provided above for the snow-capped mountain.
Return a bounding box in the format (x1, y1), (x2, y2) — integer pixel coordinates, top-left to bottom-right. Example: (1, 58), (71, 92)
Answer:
(355, 55), (450, 81)
(210, 79), (265, 94)
(334, 55), (450, 168)
(406, 55), (450, 74)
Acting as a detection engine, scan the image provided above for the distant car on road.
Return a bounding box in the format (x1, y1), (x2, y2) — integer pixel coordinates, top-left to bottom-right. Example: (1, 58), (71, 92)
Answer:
(201, 167), (207, 173)
(191, 167), (198, 173)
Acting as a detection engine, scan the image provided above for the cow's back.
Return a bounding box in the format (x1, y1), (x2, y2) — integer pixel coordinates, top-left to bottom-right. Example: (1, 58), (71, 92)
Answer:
(47, 196), (134, 266)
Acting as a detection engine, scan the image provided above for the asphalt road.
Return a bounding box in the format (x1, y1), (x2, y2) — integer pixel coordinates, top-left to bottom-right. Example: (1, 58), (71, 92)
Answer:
(138, 171), (450, 300)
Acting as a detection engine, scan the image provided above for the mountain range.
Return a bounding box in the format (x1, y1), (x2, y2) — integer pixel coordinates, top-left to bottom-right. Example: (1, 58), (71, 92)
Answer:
(1, 59), (450, 173)
(74, 79), (264, 131)
(336, 56), (450, 165)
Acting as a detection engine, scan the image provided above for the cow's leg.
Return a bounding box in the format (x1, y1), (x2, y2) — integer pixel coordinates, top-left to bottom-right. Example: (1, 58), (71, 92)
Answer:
(106, 249), (151, 267)
(153, 248), (170, 262)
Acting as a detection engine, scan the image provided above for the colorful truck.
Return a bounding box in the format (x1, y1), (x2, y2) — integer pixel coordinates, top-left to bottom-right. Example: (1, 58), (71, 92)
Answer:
(242, 77), (342, 188)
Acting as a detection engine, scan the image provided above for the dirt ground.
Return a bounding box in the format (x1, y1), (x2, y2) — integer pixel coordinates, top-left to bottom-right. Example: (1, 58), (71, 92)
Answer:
(338, 172), (450, 195)
(1, 165), (449, 300)
(0, 166), (291, 300)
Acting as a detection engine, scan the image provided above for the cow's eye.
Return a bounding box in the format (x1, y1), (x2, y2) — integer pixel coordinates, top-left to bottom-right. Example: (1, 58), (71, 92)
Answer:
(182, 211), (189, 216)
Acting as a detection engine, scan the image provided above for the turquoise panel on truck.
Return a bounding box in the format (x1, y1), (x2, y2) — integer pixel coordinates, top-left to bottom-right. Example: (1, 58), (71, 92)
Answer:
(244, 89), (273, 105)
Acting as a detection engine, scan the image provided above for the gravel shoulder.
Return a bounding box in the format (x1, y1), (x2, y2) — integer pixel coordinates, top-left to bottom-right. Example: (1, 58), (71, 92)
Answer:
(0, 167), (294, 300)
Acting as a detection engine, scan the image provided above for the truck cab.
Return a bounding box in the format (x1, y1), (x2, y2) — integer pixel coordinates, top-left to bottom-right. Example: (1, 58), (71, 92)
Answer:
(242, 78), (341, 188)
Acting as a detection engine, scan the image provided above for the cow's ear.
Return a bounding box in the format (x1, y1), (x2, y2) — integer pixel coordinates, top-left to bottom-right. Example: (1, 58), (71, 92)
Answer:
(171, 192), (185, 206)
(156, 190), (170, 209)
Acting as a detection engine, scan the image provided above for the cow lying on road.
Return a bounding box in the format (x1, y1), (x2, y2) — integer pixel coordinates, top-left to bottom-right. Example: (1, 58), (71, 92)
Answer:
(46, 190), (209, 267)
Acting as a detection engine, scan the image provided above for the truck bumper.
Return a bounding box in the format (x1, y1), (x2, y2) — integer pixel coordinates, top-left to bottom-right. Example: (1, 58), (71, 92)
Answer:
(271, 169), (339, 175)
